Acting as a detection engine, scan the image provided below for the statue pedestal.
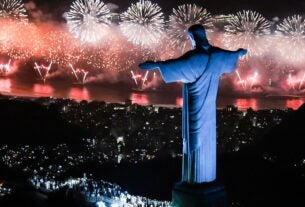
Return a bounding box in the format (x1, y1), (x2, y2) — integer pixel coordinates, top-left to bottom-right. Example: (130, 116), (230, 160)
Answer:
(172, 182), (227, 207)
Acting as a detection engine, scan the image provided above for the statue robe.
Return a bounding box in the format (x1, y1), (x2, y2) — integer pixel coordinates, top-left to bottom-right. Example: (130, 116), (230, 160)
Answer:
(158, 47), (241, 183)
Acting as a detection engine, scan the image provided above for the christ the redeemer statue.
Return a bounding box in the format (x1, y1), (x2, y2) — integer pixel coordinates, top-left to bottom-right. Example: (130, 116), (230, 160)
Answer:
(139, 25), (246, 184)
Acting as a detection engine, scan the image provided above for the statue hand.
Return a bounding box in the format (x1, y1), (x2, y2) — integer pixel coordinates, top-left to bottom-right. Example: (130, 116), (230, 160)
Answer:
(139, 61), (159, 70)
(237, 48), (247, 57)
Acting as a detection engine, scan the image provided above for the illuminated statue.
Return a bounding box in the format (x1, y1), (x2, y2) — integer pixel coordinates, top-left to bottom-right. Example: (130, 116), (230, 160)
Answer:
(139, 25), (246, 184)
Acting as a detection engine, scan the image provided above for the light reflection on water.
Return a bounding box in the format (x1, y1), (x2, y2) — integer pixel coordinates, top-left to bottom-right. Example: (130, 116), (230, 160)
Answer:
(33, 84), (53, 96)
(69, 87), (90, 101)
(0, 78), (11, 93)
(286, 99), (304, 110)
(235, 98), (258, 110)
(0, 78), (304, 110)
(130, 93), (149, 105)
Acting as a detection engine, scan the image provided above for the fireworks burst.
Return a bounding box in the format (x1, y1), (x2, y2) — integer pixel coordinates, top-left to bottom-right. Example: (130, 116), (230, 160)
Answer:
(119, 0), (165, 47)
(249, 71), (259, 88)
(168, 4), (213, 52)
(130, 69), (159, 90)
(42, 30), (79, 65)
(142, 70), (159, 90)
(99, 34), (137, 72)
(299, 73), (305, 90)
(235, 70), (246, 89)
(276, 15), (305, 63)
(224, 10), (271, 58)
(130, 70), (141, 86)
(287, 73), (296, 89)
(69, 64), (89, 84)
(276, 15), (305, 43)
(235, 70), (259, 90)
(0, 20), (45, 60)
(0, 0), (27, 22)
(0, 59), (11, 76)
(64, 0), (111, 43)
(142, 70), (149, 87)
(34, 61), (53, 83)
(286, 72), (305, 91)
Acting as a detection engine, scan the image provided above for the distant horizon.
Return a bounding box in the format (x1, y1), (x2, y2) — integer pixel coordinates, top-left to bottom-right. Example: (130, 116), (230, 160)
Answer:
(1, 85), (304, 111)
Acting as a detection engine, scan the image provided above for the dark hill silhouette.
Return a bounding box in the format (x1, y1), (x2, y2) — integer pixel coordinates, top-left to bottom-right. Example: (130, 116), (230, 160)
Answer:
(0, 99), (89, 145)
(89, 104), (305, 206)
(254, 103), (305, 163)
(218, 103), (305, 206)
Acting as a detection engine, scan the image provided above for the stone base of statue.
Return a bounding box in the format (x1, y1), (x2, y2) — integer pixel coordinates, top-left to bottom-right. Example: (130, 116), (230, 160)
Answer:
(172, 181), (227, 207)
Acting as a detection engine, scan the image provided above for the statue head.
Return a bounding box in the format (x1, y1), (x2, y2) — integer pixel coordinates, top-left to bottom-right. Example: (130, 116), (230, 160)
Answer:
(188, 24), (211, 51)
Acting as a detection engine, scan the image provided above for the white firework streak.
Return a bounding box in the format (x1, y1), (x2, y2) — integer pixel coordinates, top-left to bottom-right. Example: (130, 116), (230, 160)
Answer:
(0, 0), (27, 22)
(0, 59), (11, 74)
(299, 73), (305, 90)
(130, 70), (138, 85)
(69, 63), (79, 81)
(69, 63), (89, 84)
(119, 0), (165, 47)
(64, 0), (111, 43)
(82, 70), (89, 83)
(275, 15), (305, 63)
(224, 10), (271, 58)
(250, 71), (258, 88)
(34, 61), (53, 83)
(168, 4), (213, 52)
(235, 70), (246, 89)
(142, 70), (149, 87)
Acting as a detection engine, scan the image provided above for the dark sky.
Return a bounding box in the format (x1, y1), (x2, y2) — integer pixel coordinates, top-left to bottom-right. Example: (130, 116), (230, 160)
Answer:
(30, 0), (305, 21)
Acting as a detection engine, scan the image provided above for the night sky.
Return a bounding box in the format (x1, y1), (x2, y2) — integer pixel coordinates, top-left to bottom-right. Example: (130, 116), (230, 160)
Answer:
(28, 0), (305, 22)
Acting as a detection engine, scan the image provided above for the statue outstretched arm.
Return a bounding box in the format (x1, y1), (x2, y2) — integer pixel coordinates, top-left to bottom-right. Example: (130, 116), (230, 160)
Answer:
(139, 51), (209, 83)
(139, 61), (160, 71)
(213, 48), (247, 75)
(237, 48), (247, 57)
(139, 58), (192, 83)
